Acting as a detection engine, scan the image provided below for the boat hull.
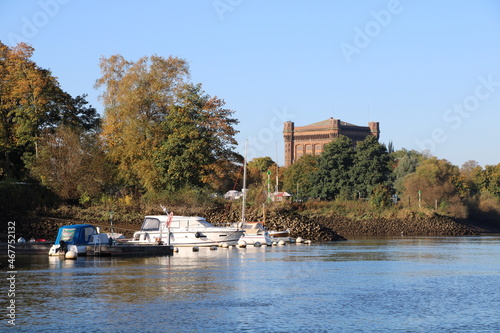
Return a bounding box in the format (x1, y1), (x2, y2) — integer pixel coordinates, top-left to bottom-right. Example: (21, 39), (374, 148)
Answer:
(239, 233), (273, 245)
(49, 244), (87, 256)
(130, 229), (244, 247)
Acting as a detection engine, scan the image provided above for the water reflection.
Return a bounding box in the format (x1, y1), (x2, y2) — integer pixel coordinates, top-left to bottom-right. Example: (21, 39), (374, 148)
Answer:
(6, 236), (500, 332)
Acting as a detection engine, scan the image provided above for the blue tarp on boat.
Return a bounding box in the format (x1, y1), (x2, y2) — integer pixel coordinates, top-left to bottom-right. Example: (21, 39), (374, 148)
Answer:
(54, 224), (98, 245)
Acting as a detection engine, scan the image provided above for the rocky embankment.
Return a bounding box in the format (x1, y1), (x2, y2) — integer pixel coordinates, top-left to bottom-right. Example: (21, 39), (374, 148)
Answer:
(3, 207), (346, 242)
(310, 212), (479, 237)
(203, 207), (480, 239)
(3, 206), (483, 243)
(205, 208), (346, 242)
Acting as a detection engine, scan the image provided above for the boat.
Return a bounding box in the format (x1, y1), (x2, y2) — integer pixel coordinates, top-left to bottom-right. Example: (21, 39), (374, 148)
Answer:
(268, 229), (290, 238)
(48, 224), (174, 256)
(239, 222), (273, 245)
(130, 214), (244, 247)
(234, 141), (273, 246)
(48, 224), (111, 256)
(1, 240), (53, 255)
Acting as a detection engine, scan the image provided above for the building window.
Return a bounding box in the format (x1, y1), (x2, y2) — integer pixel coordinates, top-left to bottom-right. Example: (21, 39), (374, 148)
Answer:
(314, 144), (322, 155)
(295, 145), (303, 159)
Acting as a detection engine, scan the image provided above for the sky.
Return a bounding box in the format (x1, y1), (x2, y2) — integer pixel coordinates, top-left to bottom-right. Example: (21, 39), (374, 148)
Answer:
(1, 0), (499, 167)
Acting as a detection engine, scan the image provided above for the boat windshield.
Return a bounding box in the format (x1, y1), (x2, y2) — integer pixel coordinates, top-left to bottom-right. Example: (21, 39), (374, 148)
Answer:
(61, 228), (76, 242)
(141, 218), (161, 231)
(195, 219), (214, 228)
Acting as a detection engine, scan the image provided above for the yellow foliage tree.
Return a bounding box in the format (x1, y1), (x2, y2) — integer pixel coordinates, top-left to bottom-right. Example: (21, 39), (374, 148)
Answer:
(95, 54), (190, 191)
(403, 157), (466, 217)
(0, 42), (57, 177)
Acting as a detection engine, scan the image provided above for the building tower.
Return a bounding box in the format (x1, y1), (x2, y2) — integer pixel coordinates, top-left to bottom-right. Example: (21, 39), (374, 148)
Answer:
(283, 118), (380, 167)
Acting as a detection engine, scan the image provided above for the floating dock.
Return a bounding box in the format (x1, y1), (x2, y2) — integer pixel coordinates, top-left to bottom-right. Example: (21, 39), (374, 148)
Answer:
(1, 242), (174, 257)
(85, 243), (174, 256)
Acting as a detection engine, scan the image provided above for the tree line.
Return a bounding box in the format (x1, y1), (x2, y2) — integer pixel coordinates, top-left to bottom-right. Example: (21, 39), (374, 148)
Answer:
(2, 41), (499, 221)
(278, 136), (500, 218)
(1, 42), (241, 208)
(243, 131), (500, 220)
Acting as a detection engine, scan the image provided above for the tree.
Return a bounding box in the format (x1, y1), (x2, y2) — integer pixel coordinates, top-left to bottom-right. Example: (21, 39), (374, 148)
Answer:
(0, 42), (100, 180)
(282, 154), (318, 200)
(403, 157), (466, 216)
(483, 163), (500, 199)
(30, 126), (111, 201)
(0, 42), (56, 178)
(387, 140), (394, 154)
(309, 135), (355, 200)
(248, 157), (275, 173)
(391, 149), (425, 195)
(350, 135), (391, 198)
(45, 92), (100, 132)
(246, 157), (276, 187)
(95, 54), (190, 191)
(156, 84), (240, 192)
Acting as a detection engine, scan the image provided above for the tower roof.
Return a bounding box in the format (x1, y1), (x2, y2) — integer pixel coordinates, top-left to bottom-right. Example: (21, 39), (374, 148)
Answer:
(301, 118), (359, 128)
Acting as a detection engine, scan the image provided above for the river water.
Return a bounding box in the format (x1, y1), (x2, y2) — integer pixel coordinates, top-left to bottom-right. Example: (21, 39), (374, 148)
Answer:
(3, 236), (500, 332)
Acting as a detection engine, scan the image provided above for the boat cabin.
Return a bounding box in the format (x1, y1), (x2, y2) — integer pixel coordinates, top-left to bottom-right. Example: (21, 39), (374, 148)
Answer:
(141, 215), (214, 231)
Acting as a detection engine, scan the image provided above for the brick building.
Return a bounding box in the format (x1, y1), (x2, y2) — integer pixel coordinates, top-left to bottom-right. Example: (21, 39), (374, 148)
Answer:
(283, 118), (380, 167)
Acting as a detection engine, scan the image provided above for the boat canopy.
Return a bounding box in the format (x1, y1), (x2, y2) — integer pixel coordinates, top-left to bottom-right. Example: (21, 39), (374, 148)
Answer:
(241, 222), (265, 234)
(54, 224), (98, 245)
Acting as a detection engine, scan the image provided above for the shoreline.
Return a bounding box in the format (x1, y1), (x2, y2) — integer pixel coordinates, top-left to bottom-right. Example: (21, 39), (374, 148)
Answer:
(3, 205), (499, 242)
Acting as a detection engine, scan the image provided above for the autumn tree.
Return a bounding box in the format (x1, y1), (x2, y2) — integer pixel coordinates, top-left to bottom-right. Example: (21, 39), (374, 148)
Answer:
(403, 157), (466, 217)
(391, 149), (425, 195)
(248, 157), (275, 174)
(30, 126), (110, 201)
(0, 42), (54, 178)
(95, 54), (190, 191)
(246, 157), (276, 187)
(156, 84), (240, 192)
(96, 54), (240, 193)
(0, 41), (100, 179)
(483, 163), (500, 199)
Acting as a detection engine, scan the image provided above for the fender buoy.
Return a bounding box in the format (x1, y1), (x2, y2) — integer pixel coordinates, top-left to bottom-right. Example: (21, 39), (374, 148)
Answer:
(65, 251), (77, 259)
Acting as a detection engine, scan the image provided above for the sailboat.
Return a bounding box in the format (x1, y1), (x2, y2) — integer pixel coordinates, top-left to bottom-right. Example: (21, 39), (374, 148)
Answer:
(237, 141), (273, 246)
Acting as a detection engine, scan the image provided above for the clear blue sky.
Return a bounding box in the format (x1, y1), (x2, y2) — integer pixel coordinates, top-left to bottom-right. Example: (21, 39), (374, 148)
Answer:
(1, 0), (499, 167)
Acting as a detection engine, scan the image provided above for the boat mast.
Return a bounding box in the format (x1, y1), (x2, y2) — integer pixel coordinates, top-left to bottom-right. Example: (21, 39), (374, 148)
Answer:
(241, 141), (247, 226)
(275, 141), (279, 193)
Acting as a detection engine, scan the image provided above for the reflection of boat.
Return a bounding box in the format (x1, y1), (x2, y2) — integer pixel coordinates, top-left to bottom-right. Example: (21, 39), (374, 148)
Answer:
(239, 222), (272, 245)
(130, 215), (244, 247)
(48, 224), (110, 256)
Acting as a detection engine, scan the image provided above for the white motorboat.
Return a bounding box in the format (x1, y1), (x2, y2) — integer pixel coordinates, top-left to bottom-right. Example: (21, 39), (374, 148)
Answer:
(130, 214), (244, 247)
(239, 222), (273, 245)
